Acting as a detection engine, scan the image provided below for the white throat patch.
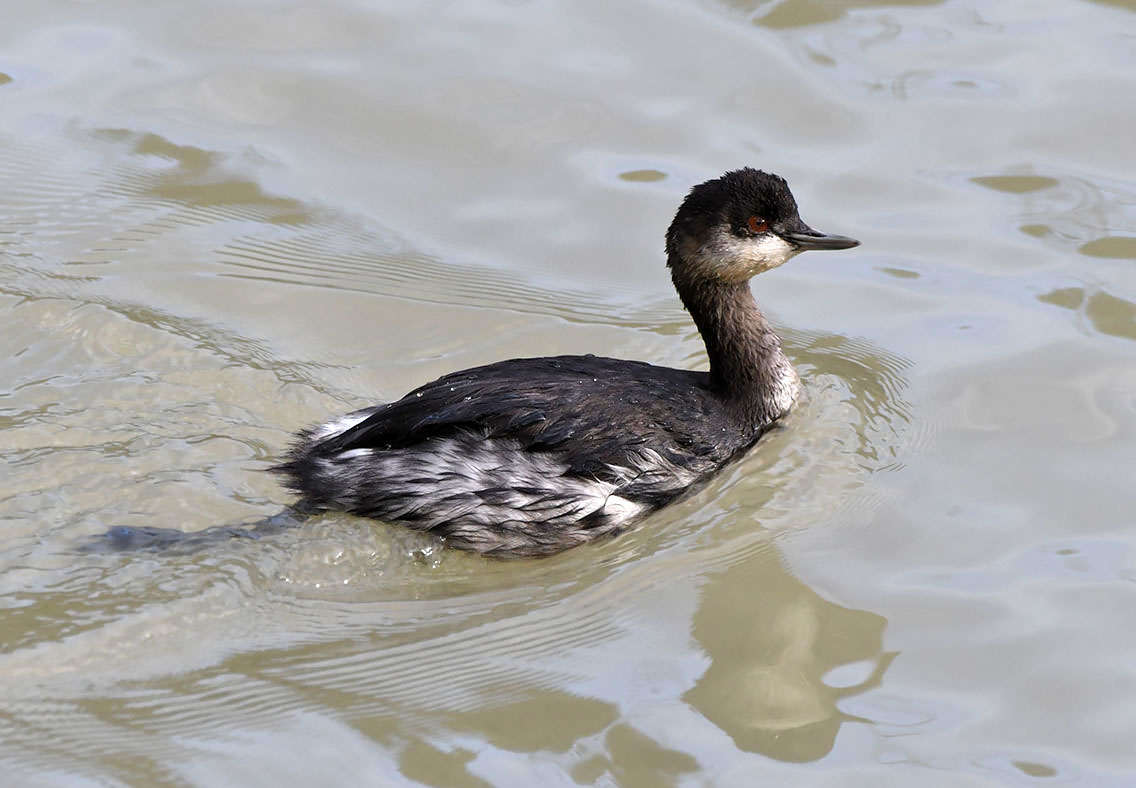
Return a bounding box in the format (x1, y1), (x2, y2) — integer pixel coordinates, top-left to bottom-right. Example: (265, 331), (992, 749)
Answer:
(685, 227), (799, 280)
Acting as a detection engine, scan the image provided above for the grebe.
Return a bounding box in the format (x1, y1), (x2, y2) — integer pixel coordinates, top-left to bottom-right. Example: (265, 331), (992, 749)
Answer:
(274, 169), (858, 556)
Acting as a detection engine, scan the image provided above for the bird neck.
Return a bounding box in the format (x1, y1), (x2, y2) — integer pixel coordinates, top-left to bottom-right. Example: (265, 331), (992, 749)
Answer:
(670, 264), (799, 428)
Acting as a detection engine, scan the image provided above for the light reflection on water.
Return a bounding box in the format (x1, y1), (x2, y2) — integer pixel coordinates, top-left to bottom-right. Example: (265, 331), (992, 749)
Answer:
(2, 0), (1136, 784)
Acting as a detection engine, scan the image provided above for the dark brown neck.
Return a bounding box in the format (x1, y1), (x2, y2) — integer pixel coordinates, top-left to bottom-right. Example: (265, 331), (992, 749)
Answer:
(671, 265), (798, 428)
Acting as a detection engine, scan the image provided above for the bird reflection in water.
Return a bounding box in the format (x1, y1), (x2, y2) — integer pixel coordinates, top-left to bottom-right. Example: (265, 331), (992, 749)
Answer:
(684, 544), (896, 762)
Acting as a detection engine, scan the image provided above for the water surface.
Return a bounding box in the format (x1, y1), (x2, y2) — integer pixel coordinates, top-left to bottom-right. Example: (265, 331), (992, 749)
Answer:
(2, 0), (1135, 785)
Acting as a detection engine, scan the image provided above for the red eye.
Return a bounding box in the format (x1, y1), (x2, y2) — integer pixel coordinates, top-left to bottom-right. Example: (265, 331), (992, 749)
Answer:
(747, 216), (769, 234)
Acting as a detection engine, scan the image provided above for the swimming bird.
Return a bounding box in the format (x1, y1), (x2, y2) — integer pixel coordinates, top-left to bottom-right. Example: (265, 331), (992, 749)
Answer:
(273, 169), (858, 556)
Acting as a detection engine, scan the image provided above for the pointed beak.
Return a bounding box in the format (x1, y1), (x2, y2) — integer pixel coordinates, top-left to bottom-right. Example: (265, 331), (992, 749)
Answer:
(782, 225), (860, 251)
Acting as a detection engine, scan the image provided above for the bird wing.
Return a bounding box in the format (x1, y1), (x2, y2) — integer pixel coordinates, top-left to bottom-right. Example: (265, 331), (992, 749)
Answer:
(310, 355), (740, 492)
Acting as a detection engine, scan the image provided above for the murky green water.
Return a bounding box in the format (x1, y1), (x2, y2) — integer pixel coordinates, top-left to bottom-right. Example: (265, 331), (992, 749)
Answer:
(2, 0), (1135, 785)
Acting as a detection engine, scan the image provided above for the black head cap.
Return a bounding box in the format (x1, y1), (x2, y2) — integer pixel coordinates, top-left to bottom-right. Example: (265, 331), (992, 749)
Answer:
(667, 169), (798, 252)
(666, 168), (859, 270)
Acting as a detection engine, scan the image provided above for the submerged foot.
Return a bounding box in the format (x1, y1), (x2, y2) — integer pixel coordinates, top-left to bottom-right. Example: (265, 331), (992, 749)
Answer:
(81, 509), (308, 554)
